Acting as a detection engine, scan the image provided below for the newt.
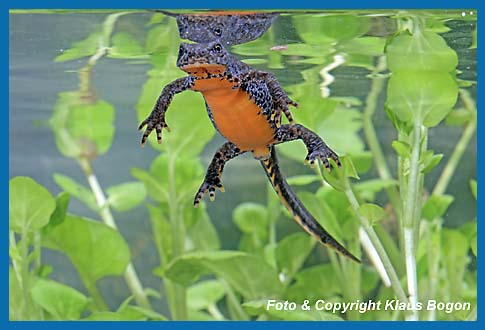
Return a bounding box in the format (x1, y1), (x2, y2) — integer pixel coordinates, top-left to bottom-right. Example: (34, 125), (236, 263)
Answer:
(156, 10), (278, 45)
(138, 41), (360, 263)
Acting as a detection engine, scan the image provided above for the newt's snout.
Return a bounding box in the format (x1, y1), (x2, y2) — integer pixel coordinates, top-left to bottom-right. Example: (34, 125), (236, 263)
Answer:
(177, 42), (229, 69)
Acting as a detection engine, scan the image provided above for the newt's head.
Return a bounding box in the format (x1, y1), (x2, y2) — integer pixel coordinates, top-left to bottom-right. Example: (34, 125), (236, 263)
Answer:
(177, 42), (233, 75)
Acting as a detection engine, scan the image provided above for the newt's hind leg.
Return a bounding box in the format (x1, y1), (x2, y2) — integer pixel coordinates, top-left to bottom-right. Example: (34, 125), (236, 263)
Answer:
(272, 124), (341, 170)
(194, 142), (246, 207)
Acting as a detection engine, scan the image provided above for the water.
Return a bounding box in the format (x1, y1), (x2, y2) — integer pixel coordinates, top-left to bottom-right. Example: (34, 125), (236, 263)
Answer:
(9, 10), (477, 312)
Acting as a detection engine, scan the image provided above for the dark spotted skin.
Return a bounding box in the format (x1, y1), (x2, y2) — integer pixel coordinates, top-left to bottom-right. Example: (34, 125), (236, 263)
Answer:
(138, 42), (360, 263)
(156, 10), (278, 46)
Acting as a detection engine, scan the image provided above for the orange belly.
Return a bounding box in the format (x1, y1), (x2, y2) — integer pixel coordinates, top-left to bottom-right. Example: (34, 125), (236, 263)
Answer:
(192, 77), (275, 154)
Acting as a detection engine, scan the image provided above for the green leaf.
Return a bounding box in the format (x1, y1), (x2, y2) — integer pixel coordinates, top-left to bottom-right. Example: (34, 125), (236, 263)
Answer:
(9, 176), (56, 233)
(187, 310), (217, 321)
(286, 264), (340, 303)
(321, 156), (359, 192)
(338, 36), (385, 56)
(318, 108), (364, 155)
(445, 108), (475, 126)
(297, 191), (344, 243)
(83, 312), (130, 320)
(354, 179), (398, 201)
(187, 206), (221, 251)
(458, 221), (477, 244)
(187, 280), (226, 311)
(391, 140), (411, 158)
(421, 153), (443, 174)
(131, 168), (168, 203)
(31, 279), (88, 320)
(386, 30), (458, 72)
(145, 21), (179, 55)
(469, 180), (477, 200)
(441, 229), (470, 300)
(287, 175), (319, 186)
(50, 92), (115, 158)
(55, 32), (102, 62)
(53, 173), (98, 211)
(386, 71), (458, 127)
(358, 203), (386, 224)
(37, 265), (53, 278)
(471, 235), (477, 256)
(470, 26), (477, 49)
(425, 17), (451, 33)
(43, 215), (131, 283)
(9, 268), (22, 320)
(385, 104), (413, 134)
(422, 195), (454, 221)
(287, 68), (339, 127)
(275, 233), (315, 282)
(349, 152), (373, 175)
(293, 14), (371, 44)
(116, 304), (167, 321)
(278, 43), (332, 57)
(107, 182), (146, 212)
(147, 203), (172, 263)
(108, 32), (147, 59)
(66, 99), (115, 156)
(233, 203), (268, 237)
(44, 192), (70, 233)
(163, 251), (284, 300)
(230, 35), (272, 56)
(278, 79), (363, 161)
(148, 154), (204, 202)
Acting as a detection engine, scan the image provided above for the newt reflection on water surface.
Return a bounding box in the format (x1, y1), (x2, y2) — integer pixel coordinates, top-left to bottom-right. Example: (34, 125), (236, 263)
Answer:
(156, 10), (279, 45)
(139, 41), (360, 263)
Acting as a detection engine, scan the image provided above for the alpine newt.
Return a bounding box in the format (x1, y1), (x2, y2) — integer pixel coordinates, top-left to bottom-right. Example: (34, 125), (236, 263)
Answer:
(138, 41), (360, 263)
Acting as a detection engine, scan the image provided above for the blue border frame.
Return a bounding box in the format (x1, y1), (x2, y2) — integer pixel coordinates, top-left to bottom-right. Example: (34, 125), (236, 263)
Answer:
(5, 0), (480, 329)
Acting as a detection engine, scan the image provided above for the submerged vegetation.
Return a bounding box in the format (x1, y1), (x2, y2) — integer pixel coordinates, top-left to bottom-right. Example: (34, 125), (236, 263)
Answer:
(9, 10), (476, 321)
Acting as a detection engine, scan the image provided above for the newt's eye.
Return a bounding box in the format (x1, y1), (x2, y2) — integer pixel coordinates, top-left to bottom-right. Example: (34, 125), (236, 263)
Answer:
(213, 44), (223, 53)
(213, 27), (222, 36)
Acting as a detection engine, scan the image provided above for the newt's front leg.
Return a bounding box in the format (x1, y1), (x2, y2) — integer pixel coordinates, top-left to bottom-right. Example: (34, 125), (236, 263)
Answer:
(273, 124), (341, 170)
(238, 71), (298, 124)
(194, 142), (245, 207)
(264, 72), (299, 124)
(138, 76), (195, 146)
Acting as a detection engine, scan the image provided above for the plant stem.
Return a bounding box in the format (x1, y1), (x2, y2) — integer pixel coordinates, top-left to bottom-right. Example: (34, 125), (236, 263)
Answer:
(19, 228), (35, 320)
(359, 228), (391, 287)
(207, 304), (225, 320)
(79, 12), (129, 95)
(425, 220), (441, 321)
(344, 183), (408, 305)
(83, 279), (109, 311)
(266, 182), (281, 247)
(401, 120), (423, 321)
(78, 158), (152, 310)
(165, 155), (187, 320)
(432, 90), (476, 196)
(222, 280), (249, 321)
(9, 231), (23, 289)
(363, 56), (402, 215)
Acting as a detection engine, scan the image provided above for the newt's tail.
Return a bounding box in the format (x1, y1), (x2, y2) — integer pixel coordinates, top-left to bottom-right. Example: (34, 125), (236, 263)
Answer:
(260, 147), (360, 263)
